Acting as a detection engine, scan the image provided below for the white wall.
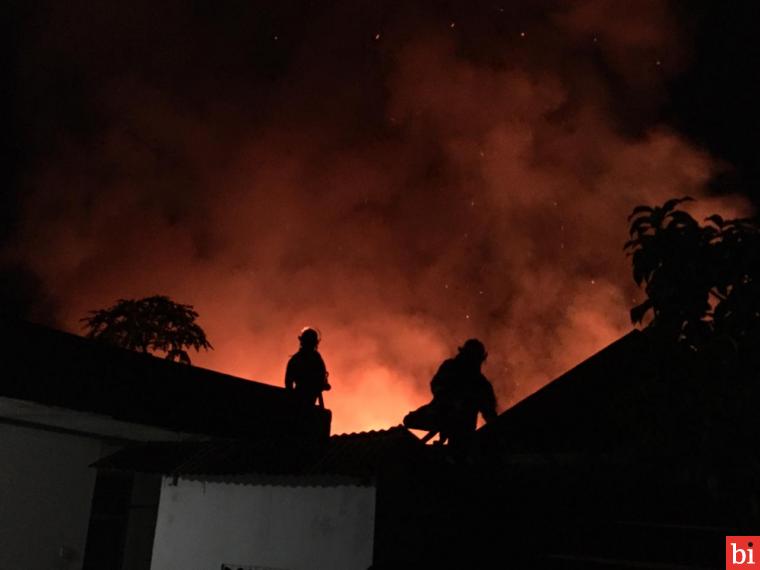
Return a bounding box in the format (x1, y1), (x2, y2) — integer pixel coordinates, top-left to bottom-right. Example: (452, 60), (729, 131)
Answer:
(0, 422), (104, 570)
(151, 478), (376, 570)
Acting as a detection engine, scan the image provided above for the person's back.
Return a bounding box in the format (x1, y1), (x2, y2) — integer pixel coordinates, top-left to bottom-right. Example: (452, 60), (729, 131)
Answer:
(286, 349), (327, 394)
(430, 339), (497, 445)
(285, 327), (330, 406)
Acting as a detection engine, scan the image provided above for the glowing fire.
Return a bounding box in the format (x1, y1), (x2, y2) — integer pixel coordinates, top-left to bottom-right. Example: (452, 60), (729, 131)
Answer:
(7, 1), (751, 434)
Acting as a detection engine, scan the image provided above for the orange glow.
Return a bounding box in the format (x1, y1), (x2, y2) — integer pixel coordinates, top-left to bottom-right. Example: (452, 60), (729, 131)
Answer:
(8, 1), (752, 435)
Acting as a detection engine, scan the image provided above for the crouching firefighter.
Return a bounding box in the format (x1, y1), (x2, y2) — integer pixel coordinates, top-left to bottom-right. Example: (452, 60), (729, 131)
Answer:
(404, 338), (497, 448)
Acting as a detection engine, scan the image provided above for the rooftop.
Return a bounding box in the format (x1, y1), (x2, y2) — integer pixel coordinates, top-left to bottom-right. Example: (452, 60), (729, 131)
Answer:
(0, 318), (330, 441)
(477, 329), (672, 454)
(94, 426), (423, 485)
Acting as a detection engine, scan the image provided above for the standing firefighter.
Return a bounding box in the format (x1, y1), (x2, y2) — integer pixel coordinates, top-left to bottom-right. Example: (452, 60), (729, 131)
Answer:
(404, 338), (497, 447)
(285, 327), (331, 407)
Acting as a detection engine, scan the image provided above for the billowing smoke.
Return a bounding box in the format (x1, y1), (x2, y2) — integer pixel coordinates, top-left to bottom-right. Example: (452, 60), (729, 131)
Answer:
(5, 1), (750, 432)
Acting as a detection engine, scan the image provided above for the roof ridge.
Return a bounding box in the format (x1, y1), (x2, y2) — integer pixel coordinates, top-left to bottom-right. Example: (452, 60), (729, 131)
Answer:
(330, 425), (407, 439)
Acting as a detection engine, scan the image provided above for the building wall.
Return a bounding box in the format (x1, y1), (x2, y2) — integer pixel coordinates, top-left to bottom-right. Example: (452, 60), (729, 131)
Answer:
(0, 422), (106, 570)
(151, 478), (376, 570)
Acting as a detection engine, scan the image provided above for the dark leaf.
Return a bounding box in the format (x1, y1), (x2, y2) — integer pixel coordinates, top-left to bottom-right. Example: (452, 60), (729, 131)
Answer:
(661, 196), (694, 213)
(627, 205), (654, 221)
(630, 299), (654, 324)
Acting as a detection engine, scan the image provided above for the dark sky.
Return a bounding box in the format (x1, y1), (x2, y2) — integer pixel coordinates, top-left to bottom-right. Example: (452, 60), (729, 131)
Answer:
(4, 1), (760, 431)
(662, 1), (760, 197)
(7, 2), (759, 207)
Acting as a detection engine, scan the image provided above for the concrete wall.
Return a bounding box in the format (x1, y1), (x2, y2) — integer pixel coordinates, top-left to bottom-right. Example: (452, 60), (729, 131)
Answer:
(151, 478), (376, 570)
(0, 422), (104, 570)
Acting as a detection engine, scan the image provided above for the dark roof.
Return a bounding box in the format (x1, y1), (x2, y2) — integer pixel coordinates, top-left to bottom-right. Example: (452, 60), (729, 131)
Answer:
(91, 441), (207, 473)
(93, 426), (422, 484)
(0, 318), (330, 440)
(309, 427), (422, 477)
(477, 329), (664, 453)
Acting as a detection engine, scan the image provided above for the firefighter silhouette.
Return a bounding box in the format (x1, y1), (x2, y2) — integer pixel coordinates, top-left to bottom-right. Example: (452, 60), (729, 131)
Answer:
(404, 339), (497, 446)
(285, 327), (331, 407)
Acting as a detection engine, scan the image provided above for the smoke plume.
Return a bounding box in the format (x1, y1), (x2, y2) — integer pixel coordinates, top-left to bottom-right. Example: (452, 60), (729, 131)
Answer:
(6, 1), (750, 432)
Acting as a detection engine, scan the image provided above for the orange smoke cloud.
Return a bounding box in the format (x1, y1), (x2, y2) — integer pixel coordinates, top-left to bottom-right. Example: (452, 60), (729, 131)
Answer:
(5, 1), (750, 434)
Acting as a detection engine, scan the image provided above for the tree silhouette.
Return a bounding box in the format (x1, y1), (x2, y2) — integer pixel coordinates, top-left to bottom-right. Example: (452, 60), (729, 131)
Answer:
(81, 295), (212, 364)
(626, 197), (760, 351)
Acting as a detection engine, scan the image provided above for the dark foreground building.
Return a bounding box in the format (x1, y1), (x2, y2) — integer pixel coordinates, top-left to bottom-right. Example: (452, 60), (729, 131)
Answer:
(375, 330), (760, 569)
(0, 318), (329, 570)
(95, 427), (422, 569)
(3, 320), (757, 569)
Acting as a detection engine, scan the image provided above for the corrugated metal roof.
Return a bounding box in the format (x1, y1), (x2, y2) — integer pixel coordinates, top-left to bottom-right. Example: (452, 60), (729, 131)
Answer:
(93, 426), (423, 484)
(307, 427), (421, 477)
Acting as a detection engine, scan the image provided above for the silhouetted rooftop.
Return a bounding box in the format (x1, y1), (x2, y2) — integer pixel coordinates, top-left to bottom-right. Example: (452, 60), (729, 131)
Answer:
(94, 426), (422, 485)
(477, 329), (666, 454)
(0, 318), (330, 441)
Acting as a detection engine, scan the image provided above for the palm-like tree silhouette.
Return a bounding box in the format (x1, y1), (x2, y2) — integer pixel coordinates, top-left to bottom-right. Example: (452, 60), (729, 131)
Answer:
(81, 295), (212, 364)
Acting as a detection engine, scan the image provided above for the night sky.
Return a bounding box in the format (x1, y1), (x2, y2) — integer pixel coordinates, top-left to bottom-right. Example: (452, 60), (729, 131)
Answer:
(5, 1), (759, 432)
